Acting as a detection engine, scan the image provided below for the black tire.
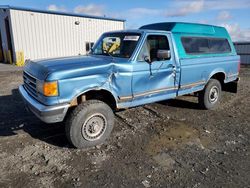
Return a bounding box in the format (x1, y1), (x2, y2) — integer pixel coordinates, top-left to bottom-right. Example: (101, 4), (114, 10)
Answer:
(65, 100), (114, 148)
(198, 79), (222, 110)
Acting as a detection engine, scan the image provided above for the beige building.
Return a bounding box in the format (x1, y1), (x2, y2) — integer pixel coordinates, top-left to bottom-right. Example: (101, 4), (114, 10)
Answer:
(0, 6), (125, 66)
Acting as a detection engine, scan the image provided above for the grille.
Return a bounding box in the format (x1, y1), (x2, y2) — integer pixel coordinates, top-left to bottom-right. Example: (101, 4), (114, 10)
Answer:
(23, 71), (38, 97)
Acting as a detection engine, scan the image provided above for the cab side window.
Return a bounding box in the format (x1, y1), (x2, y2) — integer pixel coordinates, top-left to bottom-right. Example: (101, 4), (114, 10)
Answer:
(137, 35), (170, 62)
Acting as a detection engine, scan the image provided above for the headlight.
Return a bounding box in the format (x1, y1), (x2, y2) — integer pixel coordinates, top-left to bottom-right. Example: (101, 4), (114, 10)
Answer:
(37, 80), (58, 97)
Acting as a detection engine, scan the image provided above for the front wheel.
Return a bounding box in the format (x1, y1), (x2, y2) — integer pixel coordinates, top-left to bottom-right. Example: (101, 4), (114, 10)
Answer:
(65, 100), (114, 148)
(198, 79), (222, 110)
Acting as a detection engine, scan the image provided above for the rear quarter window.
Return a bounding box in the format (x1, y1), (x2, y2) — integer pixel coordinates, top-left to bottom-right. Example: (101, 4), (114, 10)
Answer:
(181, 37), (231, 55)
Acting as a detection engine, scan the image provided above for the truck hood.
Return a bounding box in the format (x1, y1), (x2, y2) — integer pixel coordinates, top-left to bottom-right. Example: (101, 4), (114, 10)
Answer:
(24, 55), (114, 80)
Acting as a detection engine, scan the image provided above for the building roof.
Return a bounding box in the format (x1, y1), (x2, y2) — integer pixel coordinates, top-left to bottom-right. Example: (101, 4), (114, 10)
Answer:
(0, 5), (125, 22)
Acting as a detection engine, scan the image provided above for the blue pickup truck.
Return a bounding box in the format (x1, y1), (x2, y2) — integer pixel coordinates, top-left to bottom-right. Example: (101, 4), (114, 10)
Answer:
(19, 22), (240, 148)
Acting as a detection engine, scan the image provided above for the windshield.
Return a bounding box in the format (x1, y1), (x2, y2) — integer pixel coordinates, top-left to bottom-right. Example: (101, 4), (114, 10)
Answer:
(91, 33), (141, 58)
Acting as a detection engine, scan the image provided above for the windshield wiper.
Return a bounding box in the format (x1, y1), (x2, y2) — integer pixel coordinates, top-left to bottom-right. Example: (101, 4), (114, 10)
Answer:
(103, 51), (115, 62)
(91, 51), (115, 60)
(105, 52), (114, 58)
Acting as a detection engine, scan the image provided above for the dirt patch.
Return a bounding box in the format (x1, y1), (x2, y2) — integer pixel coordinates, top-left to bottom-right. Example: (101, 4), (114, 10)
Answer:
(0, 143), (73, 187)
(153, 152), (176, 171)
(0, 68), (250, 187)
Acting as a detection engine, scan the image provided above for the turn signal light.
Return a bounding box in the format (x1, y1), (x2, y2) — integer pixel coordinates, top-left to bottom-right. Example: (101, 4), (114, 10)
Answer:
(43, 81), (58, 96)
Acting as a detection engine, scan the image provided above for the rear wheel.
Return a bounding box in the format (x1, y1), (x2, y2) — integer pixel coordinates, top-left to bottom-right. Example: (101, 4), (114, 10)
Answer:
(65, 100), (114, 148)
(198, 79), (222, 110)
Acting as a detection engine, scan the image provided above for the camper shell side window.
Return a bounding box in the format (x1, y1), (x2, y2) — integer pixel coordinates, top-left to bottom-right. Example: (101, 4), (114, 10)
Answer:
(181, 36), (231, 55)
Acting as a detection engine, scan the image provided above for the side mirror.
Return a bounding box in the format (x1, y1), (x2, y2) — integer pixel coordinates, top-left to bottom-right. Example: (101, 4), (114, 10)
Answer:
(157, 50), (171, 60)
(144, 56), (151, 64)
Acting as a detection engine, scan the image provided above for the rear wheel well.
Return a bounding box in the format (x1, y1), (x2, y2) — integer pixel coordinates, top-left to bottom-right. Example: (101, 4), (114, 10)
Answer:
(72, 90), (117, 110)
(211, 72), (225, 86)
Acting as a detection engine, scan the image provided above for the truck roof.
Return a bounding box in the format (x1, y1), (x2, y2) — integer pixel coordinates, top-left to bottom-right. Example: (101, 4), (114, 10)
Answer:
(105, 29), (171, 35)
(139, 22), (228, 36)
(106, 22), (229, 38)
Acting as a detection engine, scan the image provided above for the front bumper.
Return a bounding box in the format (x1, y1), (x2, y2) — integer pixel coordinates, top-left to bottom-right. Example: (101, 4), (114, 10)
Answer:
(19, 85), (70, 123)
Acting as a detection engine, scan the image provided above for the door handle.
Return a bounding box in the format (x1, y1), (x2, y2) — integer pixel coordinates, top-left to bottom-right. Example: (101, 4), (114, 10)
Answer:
(168, 64), (175, 69)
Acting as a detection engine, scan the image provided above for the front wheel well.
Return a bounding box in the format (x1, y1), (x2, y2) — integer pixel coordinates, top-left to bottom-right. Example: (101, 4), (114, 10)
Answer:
(72, 90), (117, 110)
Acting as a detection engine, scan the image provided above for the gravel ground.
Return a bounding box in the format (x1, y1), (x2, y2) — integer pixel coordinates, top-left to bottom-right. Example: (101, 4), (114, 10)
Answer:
(0, 67), (249, 188)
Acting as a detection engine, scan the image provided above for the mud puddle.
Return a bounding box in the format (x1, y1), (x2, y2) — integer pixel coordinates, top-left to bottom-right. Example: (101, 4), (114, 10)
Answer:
(146, 121), (212, 156)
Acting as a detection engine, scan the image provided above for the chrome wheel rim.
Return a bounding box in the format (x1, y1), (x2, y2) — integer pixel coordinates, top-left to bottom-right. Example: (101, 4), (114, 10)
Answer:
(82, 113), (107, 141)
(209, 86), (219, 104)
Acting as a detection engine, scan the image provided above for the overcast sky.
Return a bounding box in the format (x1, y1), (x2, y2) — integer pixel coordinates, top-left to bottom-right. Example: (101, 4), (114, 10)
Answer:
(1, 0), (250, 41)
